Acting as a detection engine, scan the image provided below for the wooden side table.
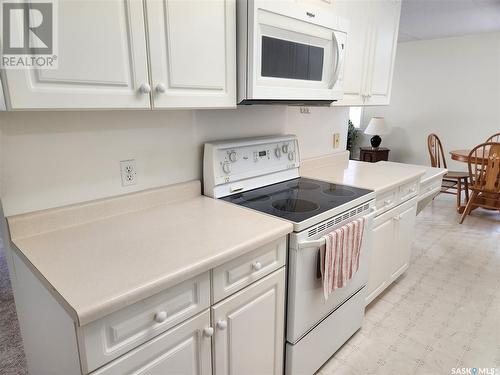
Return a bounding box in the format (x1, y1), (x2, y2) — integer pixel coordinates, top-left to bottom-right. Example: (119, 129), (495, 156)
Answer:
(360, 147), (390, 163)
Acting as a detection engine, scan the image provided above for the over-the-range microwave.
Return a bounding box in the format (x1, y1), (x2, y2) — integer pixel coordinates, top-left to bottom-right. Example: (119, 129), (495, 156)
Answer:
(237, 0), (348, 105)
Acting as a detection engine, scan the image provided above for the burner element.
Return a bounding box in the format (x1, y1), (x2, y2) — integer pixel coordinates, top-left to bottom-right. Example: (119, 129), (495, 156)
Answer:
(272, 199), (319, 213)
(287, 180), (321, 190)
(323, 186), (356, 197)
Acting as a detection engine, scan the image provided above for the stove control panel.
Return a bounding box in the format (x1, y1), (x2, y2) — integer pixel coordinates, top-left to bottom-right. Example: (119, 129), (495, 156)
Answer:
(203, 135), (300, 198)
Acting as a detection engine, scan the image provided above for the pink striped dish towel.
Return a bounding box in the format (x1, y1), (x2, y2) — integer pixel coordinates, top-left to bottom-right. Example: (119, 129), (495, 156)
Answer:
(320, 217), (366, 300)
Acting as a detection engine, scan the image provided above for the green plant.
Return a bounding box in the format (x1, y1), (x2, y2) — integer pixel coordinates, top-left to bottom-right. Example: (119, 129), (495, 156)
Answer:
(347, 120), (360, 152)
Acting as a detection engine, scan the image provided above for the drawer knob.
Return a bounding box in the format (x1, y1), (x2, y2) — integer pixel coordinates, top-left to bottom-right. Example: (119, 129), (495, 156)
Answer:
(384, 199), (392, 206)
(154, 311), (168, 323)
(217, 320), (228, 330)
(252, 261), (262, 271)
(393, 215), (401, 221)
(203, 327), (214, 337)
(410, 187), (416, 193)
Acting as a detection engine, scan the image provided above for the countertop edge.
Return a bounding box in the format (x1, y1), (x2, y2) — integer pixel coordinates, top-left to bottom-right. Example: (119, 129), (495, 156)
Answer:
(9, 242), (81, 324)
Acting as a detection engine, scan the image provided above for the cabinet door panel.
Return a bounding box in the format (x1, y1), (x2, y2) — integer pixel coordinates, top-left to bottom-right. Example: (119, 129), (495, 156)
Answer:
(332, 0), (371, 106)
(365, 0), (401, 105)
(212, 268), (285, 375)
(3, 0), (150, 109)
(146, 0), (236, 108)
(390, 203), (417, 282)
(0, 77), (5, 110)
(366, 217), (394, 304)
(94, 310), (212, 375)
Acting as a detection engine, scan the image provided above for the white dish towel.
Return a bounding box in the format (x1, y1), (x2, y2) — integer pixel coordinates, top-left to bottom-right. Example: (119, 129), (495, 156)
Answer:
(320, 217), (366, 300)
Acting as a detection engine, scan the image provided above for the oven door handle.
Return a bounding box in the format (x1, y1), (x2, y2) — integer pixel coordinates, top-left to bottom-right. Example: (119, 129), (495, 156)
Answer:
(297, 208), (376, 250)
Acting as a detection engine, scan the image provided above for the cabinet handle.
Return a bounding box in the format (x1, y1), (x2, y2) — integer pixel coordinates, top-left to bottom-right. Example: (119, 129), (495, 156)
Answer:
(384, 199), (392, 206)
(393, 215), (401, 221)
(156, 83), (166, 94)
(252, 261), (262, 271)
(203, 327), (214, 337)
(410, 187), (416, 193)
(139, 83), (151, 94)
(216, 320), (228, 330)
(154, 311), (167, 323)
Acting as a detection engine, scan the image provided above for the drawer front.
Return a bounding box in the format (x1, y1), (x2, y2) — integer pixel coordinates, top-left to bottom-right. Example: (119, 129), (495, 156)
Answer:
(212, 237), (286, 303)
(81, 272), (210, 373)
(92, 310), (212, 375)
(399, 179), (419, 202)
(375, 188), (397, 216)
(420, 177), (442, 198)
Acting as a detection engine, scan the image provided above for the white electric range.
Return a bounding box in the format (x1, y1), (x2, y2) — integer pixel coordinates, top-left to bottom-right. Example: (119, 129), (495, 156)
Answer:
(203, 135), (376, 375)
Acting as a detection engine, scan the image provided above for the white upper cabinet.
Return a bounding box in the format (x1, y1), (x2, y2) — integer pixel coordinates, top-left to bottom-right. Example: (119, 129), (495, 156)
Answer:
(333, 0), (401, 106)
(0, 77), (6, 111)
(145, 0), (236, 109)
(3, 0), (151, 110)
(364, 0), (401, 105)
(2, 0), (236, 110)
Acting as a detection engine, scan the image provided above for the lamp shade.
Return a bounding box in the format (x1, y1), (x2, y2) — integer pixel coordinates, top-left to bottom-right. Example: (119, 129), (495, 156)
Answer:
(364, 117), (390, 135)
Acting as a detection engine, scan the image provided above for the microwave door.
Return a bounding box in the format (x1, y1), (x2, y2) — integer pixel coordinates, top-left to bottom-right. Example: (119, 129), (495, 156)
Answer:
(251, 9), (340, 100)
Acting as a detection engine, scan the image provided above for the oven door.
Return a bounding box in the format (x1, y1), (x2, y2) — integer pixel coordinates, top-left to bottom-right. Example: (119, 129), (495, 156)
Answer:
(286, 204), (376, 344)
(248, 1), (347, 101)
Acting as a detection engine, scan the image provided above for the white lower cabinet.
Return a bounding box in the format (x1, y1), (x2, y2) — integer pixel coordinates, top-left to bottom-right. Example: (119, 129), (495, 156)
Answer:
(366, 198), (417, 305)
(389, 204), (417, 282)
(93, 310), (212, 375)
(212, 268), (286, 375)
(366, 215), (393, 303)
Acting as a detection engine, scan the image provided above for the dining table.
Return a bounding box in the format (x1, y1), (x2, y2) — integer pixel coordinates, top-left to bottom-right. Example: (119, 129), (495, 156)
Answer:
(450, 149), (490, 164)
(450, 147), (499, 214)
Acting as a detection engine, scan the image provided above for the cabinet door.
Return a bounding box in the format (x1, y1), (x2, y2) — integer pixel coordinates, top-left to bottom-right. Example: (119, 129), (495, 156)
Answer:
(366, 216), (394, 305)
(3, 0), (151, 110)
(212, 268), (286, 375)
(364, 0), (401, 106)
(94, 310), (212, 375)
(146, 0), (236, 109)
(389, 203), (417, 282)
(332, 0), (372, 106)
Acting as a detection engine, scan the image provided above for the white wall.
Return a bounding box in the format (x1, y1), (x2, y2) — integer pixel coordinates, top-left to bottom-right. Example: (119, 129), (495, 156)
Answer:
(362, 32), (500, 169)
(0, 106), (348, 216)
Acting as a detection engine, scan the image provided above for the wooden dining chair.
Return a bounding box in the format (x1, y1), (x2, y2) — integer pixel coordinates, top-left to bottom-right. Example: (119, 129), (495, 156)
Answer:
(486, 132), (500, 143)
(427, 133), (469, 210)
(460, 142), (500, 223)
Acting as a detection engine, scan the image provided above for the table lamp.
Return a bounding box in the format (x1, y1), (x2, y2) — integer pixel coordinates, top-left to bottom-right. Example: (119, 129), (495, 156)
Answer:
(364, 117), (389, 148)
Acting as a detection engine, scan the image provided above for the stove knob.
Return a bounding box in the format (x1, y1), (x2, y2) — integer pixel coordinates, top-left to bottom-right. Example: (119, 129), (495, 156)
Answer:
(275, 147), (282, 158)
(282, 144), (289, 153)
(288, 151), (295, 161)
(228, 151), (237, 163)
(222, 162), (231, 174)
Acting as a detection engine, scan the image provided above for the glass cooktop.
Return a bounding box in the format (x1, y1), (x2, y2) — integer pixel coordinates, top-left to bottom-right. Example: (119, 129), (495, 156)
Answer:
(221, 177), (373, 223)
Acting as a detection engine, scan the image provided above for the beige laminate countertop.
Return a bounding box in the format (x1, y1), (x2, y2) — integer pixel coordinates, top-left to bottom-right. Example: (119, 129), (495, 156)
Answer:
(7, 181), (293, 326)
(300, 153), (430, 194)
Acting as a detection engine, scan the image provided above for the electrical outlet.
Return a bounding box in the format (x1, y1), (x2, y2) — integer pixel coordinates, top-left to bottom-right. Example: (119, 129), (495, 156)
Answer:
(300, 107), (311, 114)
(333, 133), (340, 148)
(120, 159), (137, 186)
